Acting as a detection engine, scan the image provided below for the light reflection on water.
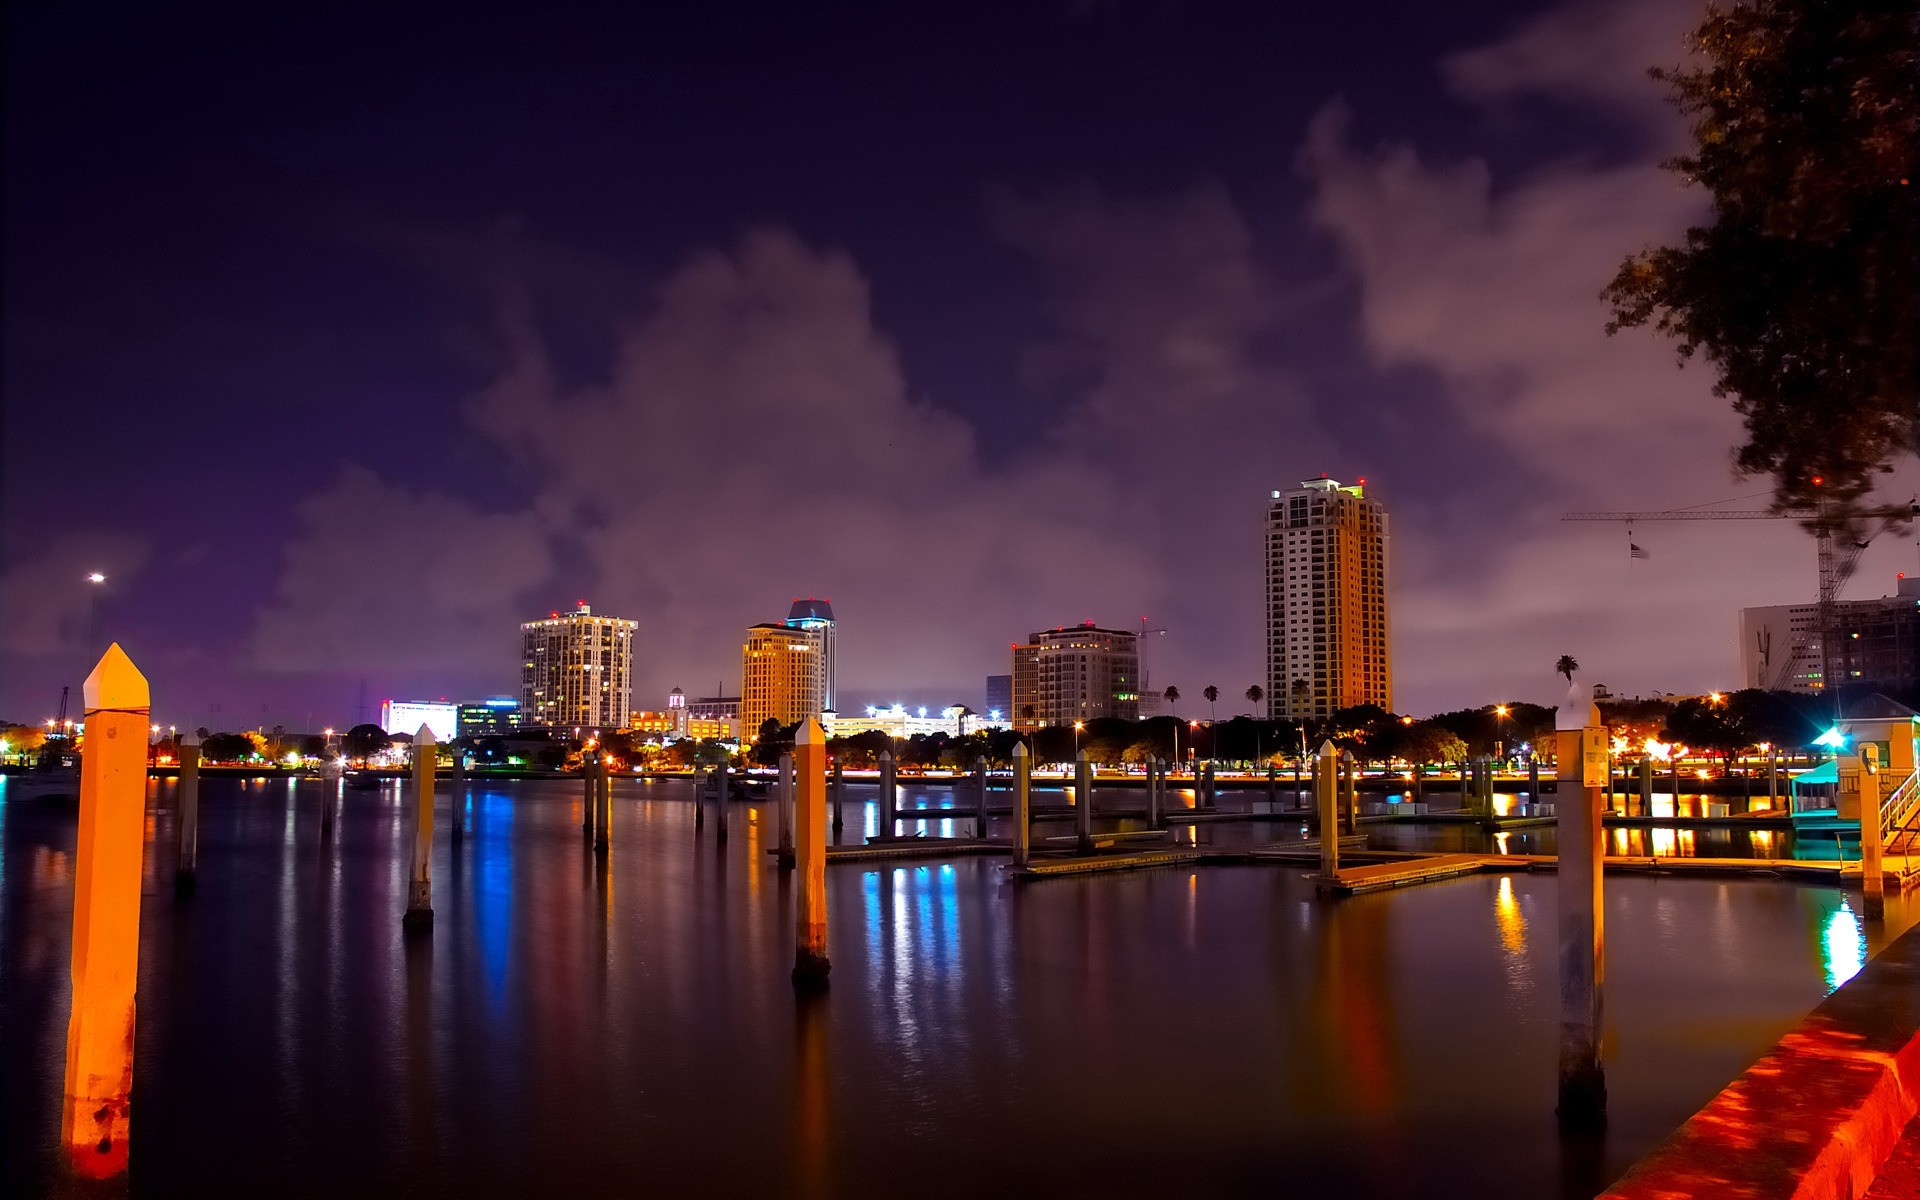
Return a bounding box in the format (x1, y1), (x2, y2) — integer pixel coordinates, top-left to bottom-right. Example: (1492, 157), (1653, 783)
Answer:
(0, 775), (1912, 1200)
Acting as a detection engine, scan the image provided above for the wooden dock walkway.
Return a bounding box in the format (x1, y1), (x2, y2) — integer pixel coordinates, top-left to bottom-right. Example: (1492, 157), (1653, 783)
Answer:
(825, 838), (1003, 863)
(1012, 848), (1205, 879)
(1316, 854), (1487, 895)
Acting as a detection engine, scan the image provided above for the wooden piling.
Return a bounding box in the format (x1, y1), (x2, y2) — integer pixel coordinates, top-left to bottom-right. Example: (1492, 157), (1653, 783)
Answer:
(450, 748), (465, 845)
(1341, 752), (1357, 834)
(1148, 758), (1163, 829)
(583, 752), (597, 841)
(1316, 740), (1339, 878)
(1075, 751), (1094, 855)
(404, 725), (435, 931)
(831, 759), (844, 834)
(777, 752), (796, 870)
(1554, 705), (1606, 1126)
(175, 733), (200, 896)
(320, 755), (340, 838)
(973, 758), (989, 840)
(695, 767), (707, 831)
(1267, 763), (1277, 813)
(593, 754), (610, 855)
(1012, 742), (1032, 868)
(716, 758), (730, 844)
(792, 718), (830, 989)
(877, 751), (896, 842)
(63, 644), (149, 1179)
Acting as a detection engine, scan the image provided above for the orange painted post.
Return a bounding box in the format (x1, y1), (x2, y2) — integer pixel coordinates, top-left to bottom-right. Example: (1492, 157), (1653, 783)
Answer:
(174, 732), (200, 897)
(792, 717), (830, 989)
(62, 644), (150, 1179)
(404, 725), (435, 931)
(1316, 740), (1339, 878)
(777, 752), (796, 869)
(1554, 702), (1607, 1126)
(1011, 742), (1032, 867)
(1860, 750), (1884, 922)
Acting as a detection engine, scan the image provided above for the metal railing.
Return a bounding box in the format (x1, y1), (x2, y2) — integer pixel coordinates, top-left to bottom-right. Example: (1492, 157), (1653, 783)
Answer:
(1882, 770), (1920, 854)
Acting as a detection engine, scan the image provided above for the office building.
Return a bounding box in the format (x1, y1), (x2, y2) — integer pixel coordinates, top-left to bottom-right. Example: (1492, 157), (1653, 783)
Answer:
(1266, 476), (1391, 718)
(985, 674), (1012, 721)
(456, 697), (523, 738)
(1010, 623), (1141, 730)
(520, 601), (637, 731)
(825, 704), (1009, 741)
(783, 598), (837, 713)
(742, 624), (823, 737)
(1741, 577), (1920, 693)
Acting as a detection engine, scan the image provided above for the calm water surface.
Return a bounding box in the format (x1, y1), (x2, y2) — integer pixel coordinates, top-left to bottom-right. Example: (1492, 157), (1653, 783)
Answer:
(2, 776), (1911, 1199)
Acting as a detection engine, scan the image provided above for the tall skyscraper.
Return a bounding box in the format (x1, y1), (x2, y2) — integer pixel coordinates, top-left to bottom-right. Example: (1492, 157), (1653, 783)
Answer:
(1010, 623), (1141, 730)
(520, 601), (637, 730)
(1266, 477), (1390, 718)
(783, 597), (837, 713)
(741, 623), (823, 737)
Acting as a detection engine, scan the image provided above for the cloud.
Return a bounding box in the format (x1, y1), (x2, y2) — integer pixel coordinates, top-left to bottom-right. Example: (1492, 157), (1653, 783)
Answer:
(248, 465), (555, 676)
(0, 535), (151, 657)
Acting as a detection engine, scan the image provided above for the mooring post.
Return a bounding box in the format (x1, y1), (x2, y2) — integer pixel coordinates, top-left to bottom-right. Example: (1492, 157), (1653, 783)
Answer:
(583, 751), (597, 841)
(877, 751), (896, 842)
(1316, 740), (1340, 879)
(1341, 752), (1358, 833)
(777, 752), (796, 869)
(1553, 702), (1606, 1125)
(63, 645), (149, 1180)
(404, 725), (435, 931)
(831, 759), (845, 834)
(973, 758), (989, 840)
(594, 754), (610, 855)
(1767, 744), (1779, 807)
(716, 758), (731, 844)
(1148, 758), (1163, 829)
(1527, 758), (1540, 811)
(1856, 749), (1885, 921)
(450, 748), (465, 845)
(792, 717), (830, 989)
(695, 767), (707, 831)
(1412, 761), (1424, 805)
(1075, 751), (1094, 855)
(1267, 763), (1277, 813)
(320, 754), (340, 839)
(175, 732), (201, 896)
(1012, 742), (1032, 868)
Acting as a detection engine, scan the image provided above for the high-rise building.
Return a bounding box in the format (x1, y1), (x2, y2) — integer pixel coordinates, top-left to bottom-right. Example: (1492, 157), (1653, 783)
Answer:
(742, 623), (823, 737)
(520, 601), (637, 731)
(1266, 477), (1391, 718)
(456, 697), (523, 738)
(783, 598), (837, 713)
(985, 674), (1013, 721)
(1740, 577), (1920, 693)
(1010, 623), (1141, 730)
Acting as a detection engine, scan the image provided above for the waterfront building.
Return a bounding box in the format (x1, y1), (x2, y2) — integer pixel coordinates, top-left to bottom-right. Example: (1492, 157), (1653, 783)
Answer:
(456, 697), (523, 738)
(1010, 623), (1141, 730)
(1265, 476), (1391, 719)
(520, 602), (637, 731)
(824, 704), (1008, 741)
(985, 674), (1012, 720)
(742, 624), (822, 737)
(628, 711), (677, 736)
(1740, 576), (1920, 693)
(783, 598), (837, 713)
(381, 699), (458, 741)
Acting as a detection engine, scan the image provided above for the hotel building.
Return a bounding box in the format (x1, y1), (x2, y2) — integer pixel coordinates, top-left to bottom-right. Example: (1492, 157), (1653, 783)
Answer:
(741, 624), (823, 737)
(1265, 477), (1391, 718)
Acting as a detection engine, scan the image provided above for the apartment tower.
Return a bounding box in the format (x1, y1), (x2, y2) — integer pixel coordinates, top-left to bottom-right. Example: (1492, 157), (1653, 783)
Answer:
(520, 601), (637, 731)
(1010, 623), (1142, 730)
(1266, 477), (1390, 718)
(741, 623), (823, 737)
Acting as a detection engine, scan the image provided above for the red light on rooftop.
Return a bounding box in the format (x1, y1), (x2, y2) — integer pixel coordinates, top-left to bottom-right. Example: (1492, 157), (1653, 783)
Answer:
(1358, 476), (1367, 485)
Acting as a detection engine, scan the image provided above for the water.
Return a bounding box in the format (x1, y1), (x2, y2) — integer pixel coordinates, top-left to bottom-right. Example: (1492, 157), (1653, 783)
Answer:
(2, 776), (1911, 1198)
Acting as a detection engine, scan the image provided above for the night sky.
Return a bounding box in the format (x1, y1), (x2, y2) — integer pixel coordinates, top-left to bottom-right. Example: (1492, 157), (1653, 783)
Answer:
(6, 0), (1917, 730)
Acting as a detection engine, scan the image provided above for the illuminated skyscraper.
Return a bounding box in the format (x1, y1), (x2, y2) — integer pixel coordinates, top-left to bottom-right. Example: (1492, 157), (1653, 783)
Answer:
(782, 597), (836, 713)
(741, 623), (822, 737)
(1266, 477), (1390, 718)
(1010, 623), (1141, 730)
(520, 601), (637, 730)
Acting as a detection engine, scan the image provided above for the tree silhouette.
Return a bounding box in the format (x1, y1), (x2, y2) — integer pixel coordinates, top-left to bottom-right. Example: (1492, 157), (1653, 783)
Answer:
(1203, 685), (1219, 722)
(1556, 655), (1580, 685)
(1246, 684), (1264, 712)
(1162, 686), (1180, 717)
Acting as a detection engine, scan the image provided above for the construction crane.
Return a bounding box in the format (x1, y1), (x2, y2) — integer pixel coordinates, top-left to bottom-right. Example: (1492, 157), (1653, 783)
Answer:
(1562, 500), (1917, 694)
(1138, 618), (1169, 711)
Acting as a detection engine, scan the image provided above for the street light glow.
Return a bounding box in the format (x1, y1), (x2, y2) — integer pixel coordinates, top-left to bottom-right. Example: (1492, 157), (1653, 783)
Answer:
(86, 571), (105, 584)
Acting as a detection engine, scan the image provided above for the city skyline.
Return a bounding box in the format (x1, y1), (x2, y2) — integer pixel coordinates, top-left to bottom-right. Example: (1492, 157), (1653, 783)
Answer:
(5, 0), (1919, 729)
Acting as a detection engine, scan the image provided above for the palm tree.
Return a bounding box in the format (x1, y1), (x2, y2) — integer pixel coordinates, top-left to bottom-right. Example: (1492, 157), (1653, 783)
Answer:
(1246, 684), (1264, 711)
(1162, 685), (1180, 716)
(1556, 655), (1580, 685)
(1203, 685), (1219, 722)
(1246, 686), (1266, 762)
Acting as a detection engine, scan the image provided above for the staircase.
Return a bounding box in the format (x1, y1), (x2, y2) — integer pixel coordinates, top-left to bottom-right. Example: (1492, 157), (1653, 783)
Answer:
(1883, 770), (1920, 856)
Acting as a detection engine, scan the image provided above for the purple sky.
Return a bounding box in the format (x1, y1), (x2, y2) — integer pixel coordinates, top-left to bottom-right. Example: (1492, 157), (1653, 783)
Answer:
(5, 0), (1917, 732)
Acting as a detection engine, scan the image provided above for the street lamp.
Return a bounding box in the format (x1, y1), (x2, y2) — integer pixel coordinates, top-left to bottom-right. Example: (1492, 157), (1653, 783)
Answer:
(1073, 720), (1085, 757)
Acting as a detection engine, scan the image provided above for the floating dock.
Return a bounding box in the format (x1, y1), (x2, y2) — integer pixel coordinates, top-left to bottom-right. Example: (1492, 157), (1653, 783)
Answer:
(1011, 848), (1205, 879)
(1315, 854), (1488, 896)
(825, 838), (1002, 863)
